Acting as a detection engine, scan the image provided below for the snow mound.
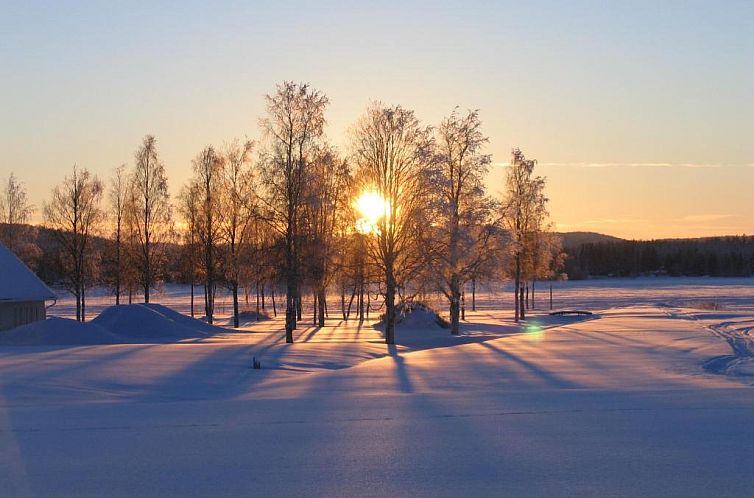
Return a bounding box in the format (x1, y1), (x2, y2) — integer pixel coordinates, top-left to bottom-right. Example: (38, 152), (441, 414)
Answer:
(397, 303), (449, 330)
(92, 304), (223, 340)
(0, 317), (123, 346)
(376, 302), (449, 331)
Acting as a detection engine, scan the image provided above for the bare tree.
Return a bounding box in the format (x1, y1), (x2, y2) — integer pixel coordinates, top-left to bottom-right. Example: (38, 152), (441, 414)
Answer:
(129, 135), (172, 303)
(107, 164), (127, 304)
(43, 166), (104, 321)
(0, 172), (34, 252)
(526, 228), (563, 309)
(501, 148), (548, 322)
(301, 146), (351, 327)
(431, 108), (496, 335)
(177, 182), (201, 317)
(189, 146), (224, 324)
(351, 102), (434, 344)
(221, 139), (255, 328)
(259, 81), (328, 343)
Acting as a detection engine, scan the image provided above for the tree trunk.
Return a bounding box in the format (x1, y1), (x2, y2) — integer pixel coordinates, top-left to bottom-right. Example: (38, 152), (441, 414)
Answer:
(346, 285), (356, 320)
(205, 282), (214, 325)
(190, 282), (195, 318)
(519, 284), (526, 321)
(318, 286), (326, 328)
(271, 287), (277, 318)
(115, 236), (121, 306)
(232, 284), (240, 328)
(449, 275), (461, 336)
(531, 280), (535, 310)
(472, 278), (476, 312)
(285, 274), (296, 343)
(81, 284), (86, 322)
(256, 282), (260, 321)
(461, 288), (466, 321)
(341, 284), (346, 320)
(75, 286), (81, 322)
(385, 263), (396, 345)
(514, 255), (521, 322)
(312, 292), (318, 325)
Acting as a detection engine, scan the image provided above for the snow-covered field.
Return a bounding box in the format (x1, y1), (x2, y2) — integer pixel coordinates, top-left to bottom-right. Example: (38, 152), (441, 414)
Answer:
(2, 278), (754, 497)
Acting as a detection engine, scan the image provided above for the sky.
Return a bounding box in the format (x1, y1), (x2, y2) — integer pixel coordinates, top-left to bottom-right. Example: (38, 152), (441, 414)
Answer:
(1, 0), (753, 239)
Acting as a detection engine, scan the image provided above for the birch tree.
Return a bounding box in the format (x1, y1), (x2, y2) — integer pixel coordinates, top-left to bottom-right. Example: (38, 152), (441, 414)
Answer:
(107, 164), (127, 304)
(351, 103), (434, 344)
(431, 109), (495, 335)
(178, 183), (200, 317)
(501, 148), (548, 322)
(0, 172), (34, 252)
(43, 166), (104, 321)
(191, 146), (224, 324)
(260, 81), (328, 343)
(221, 139), (255, 328)
(301, 147), (351, 327)
(130, 135), (172, 303)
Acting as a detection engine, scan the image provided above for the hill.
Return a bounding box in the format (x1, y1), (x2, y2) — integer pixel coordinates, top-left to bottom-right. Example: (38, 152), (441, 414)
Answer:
(557, 232), (625, 248)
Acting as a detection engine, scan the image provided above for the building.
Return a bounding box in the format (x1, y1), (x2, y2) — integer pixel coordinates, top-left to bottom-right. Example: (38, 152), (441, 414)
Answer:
(0, 242), (56, 331)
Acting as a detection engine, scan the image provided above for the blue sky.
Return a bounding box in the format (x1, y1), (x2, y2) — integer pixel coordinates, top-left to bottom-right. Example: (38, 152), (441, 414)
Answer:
(1, 0), (753, 238)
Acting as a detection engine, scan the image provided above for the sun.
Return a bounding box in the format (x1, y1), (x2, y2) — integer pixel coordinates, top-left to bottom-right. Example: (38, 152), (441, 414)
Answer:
(354, 190), (389, 234)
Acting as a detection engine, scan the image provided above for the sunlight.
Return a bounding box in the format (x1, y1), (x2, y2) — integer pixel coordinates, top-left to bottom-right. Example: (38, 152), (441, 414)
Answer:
(355, 190), (389, 234)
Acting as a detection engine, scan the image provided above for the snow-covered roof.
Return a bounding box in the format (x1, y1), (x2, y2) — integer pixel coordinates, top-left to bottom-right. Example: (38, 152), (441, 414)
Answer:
(0, 242), (56, 302)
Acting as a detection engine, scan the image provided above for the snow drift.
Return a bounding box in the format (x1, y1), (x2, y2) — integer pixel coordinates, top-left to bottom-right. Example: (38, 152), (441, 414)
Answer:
(91, 304), (223, 340)
(0, 317), (123, 346)
(0, 303), (228, 346)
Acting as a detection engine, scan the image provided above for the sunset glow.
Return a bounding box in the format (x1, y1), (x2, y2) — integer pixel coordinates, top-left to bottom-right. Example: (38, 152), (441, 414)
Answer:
(354, 190), (389, 234)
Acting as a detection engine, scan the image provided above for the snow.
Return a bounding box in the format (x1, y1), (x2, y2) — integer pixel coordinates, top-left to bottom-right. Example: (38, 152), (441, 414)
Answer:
(91, 304), (221, 341)
(0, 317), (122, 346)
(2, 278), (754, 496)
(0, 242), (56, 302)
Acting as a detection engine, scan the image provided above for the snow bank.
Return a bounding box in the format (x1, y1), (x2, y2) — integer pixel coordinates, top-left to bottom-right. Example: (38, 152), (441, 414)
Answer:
(91, 304), (222, 340)
(0, 317), (122, 346)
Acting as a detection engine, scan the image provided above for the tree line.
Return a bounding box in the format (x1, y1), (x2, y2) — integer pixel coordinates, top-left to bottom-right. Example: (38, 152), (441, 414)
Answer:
(565, 236), (754, 278)
(1, 81), (562, 341)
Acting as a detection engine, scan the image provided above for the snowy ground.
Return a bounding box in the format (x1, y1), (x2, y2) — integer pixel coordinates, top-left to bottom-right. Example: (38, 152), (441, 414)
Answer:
(2, 278), (754, 497)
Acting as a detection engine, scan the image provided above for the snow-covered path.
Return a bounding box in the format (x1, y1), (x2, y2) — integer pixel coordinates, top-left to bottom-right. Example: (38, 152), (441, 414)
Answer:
(2, 306), (753, 497)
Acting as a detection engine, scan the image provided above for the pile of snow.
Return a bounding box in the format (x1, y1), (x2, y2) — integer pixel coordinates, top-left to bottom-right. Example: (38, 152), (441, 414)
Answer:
(0, 317), (123, 346)
(0, 303), (230, 347)
(371, 302), (465, 348)
(91, 304), (222, 340)
(396, 302), (449, 329)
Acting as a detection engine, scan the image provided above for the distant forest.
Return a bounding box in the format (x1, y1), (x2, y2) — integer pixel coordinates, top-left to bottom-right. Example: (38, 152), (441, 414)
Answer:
(15, 226), (754, 283)
(564, 235), (754, 279)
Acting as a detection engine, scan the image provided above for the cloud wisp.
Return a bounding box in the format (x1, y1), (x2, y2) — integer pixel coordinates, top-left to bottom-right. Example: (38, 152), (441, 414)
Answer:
(493, 162), (754, 169)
